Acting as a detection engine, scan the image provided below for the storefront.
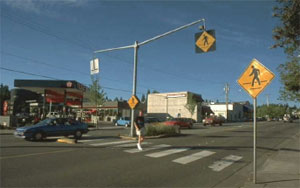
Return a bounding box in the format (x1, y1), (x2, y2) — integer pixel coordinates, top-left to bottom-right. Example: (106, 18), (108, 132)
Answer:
(13, 79), (88, 119)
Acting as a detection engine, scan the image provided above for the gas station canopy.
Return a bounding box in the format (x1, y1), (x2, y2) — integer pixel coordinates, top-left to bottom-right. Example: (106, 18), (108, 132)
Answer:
(14, 79), (89, 107)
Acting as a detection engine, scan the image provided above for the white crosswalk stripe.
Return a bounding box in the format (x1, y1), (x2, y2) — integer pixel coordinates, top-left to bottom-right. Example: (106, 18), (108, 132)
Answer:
(124, 144), (170, 153)
(145, 148), (190, 158)
(90, 140), (135, 146)
(208, 155), (242, 172)
(113, 142), (151, 148)
(78, 138), (104, 143)
(172, 150), (216, 164)
(78, 138), (242, 171)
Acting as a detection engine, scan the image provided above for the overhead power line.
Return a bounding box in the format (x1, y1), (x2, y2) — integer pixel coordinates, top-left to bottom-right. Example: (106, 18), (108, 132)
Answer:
(0, 51), (170, 92)
(2, 11), (224, 89)
(0, 66), (143, 94)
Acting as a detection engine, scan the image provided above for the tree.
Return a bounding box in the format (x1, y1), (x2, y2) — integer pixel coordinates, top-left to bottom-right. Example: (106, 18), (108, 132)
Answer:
(277, 58), (300, 102)
(272, 0), (300, 102)
(185, 93), (198, 118)
(257, 104), (290, 119)
(89, 76), (106, 107)
(141, 94), (146, 103)
(0, 84), (10, 115)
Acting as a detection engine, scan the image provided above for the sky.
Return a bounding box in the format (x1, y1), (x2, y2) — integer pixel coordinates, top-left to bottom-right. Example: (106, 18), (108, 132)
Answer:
(0, 0), (298, 107)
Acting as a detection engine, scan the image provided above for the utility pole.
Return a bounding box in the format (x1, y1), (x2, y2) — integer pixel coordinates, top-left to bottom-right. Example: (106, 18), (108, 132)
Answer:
(94, 19), (206, 137)
(224, 83), (229, 121)
(266, 94), (270, 107)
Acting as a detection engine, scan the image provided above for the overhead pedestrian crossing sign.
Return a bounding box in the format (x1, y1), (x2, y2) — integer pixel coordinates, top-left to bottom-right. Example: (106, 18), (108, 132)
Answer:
(195, 30), (216, 53)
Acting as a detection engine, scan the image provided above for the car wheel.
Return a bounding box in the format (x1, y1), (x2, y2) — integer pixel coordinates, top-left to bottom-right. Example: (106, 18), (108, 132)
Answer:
(188, 124), (192, 129)
(74, 130), (82, 139)
(219, 122), (223, 126)
(34, 132), (43, 141)
(115, 123), (118, 126)
(125, 124), (129, 128)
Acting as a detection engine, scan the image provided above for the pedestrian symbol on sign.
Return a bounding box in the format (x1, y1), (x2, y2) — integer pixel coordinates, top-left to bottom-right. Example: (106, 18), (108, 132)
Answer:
(203, 34), (209, 46)
(249, 66), (261, 87)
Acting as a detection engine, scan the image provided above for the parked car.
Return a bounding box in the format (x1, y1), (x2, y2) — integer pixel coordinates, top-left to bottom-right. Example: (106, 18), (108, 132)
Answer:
(203, 115), (224, 126)
(14, 118), (88, 141)
(164, 118), (193, 129)
(283, 114), (293, 123)
(15, 113), (33, 126)
(115, 117), (131, 127)
(145, 117), (161, 124)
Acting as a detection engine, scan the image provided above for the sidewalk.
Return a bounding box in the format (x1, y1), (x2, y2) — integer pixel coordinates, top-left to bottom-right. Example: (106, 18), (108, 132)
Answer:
(0, 128), (14, 135)
(242, 132), (300, 188)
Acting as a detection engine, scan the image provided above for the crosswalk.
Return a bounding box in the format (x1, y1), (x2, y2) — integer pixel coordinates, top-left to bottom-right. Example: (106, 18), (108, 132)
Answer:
(75, 137), (243, 172)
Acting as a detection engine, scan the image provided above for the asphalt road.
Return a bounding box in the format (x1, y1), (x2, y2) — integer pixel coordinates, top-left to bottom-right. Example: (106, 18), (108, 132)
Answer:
(1, 121), (299, 187)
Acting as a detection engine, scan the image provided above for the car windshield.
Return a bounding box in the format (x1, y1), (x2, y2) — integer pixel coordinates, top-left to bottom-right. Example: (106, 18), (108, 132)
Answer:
(35, 118), (53, 126)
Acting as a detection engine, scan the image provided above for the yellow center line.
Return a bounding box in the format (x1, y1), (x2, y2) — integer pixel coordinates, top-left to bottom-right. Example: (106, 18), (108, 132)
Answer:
(0, 149), (74, 160)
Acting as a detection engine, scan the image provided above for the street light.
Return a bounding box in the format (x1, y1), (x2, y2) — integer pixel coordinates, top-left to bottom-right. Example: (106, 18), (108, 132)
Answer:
(94, 19), (206, 137)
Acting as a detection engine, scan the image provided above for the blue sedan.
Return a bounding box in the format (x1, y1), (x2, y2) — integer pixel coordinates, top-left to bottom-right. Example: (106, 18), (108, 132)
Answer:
(14, 118), (88, 141)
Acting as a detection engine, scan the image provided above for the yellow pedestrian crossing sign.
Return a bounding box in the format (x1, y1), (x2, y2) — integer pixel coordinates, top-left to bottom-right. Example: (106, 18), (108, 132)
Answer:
(195, 30), (216, 53)
(128, 95), (140, 109)
(238, 59), (275, 99)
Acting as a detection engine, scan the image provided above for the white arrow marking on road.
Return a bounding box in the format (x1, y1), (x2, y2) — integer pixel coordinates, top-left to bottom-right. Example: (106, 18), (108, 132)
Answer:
(145, 148), (190, 158)
(208, 155), (242, 172)
(173, 150), (216, 164)
(124, 144), (170, 153)
(90, 140), (134, 146)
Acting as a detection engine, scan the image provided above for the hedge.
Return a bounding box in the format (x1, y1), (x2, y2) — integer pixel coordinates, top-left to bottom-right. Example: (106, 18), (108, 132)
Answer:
(145, 123), (180, 136)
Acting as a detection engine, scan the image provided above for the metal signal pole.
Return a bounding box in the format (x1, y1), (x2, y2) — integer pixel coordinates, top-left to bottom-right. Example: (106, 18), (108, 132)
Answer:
(94, 19), (206, 137)
(224, 83), (229, 121)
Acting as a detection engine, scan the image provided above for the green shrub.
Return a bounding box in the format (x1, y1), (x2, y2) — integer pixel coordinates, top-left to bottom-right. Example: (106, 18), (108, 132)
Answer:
(145, 124), (180, 136)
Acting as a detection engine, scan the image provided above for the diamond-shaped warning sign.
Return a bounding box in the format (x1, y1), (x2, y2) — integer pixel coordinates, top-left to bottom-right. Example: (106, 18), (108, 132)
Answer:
(128, 95), (140, 109)
(238, 59), (275, 99)
(195, 30), (216, 53)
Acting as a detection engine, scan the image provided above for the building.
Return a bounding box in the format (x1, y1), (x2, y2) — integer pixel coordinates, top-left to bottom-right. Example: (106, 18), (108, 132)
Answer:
(207, 101), (253, 122)
(82, 100), (146, 123)
(147, 91), (204, 122)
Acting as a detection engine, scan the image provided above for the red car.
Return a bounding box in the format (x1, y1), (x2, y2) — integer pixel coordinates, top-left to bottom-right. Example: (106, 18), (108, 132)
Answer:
(203, 115), (224, 126)
(164, 118), (193, 129)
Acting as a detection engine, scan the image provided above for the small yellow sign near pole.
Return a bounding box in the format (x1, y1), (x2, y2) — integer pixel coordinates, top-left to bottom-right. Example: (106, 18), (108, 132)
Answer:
(128, 95), (140, 109)
(238, 58), (275, 184)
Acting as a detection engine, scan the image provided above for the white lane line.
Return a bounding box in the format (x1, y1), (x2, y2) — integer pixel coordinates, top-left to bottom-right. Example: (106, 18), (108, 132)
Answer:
(90, 140), (134, 146)
(124, 144), (170, 153)
(173, 150), (216, 165)
(77, 138), (104, 143)
(208, 155), (243, 172)
(145, 148), (190, 158)
(82, 135), (91, 137)
(114, 142), (151, 148)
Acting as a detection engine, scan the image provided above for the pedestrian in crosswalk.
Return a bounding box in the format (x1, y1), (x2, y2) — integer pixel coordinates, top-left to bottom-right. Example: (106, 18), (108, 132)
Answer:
(134, 110), (145, 151)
